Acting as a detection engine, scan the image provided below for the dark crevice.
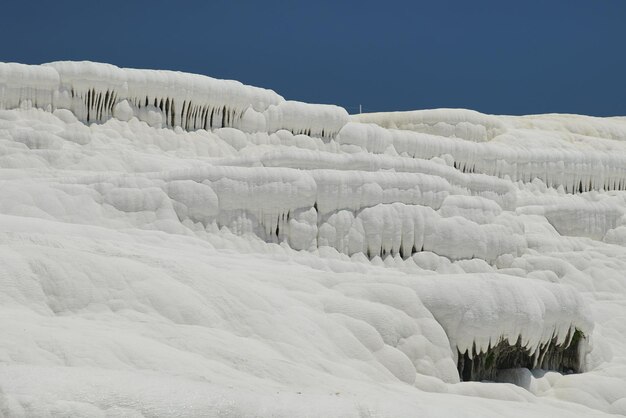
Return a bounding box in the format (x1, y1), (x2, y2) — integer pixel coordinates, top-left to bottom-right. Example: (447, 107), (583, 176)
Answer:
(457, 330), (584, 382)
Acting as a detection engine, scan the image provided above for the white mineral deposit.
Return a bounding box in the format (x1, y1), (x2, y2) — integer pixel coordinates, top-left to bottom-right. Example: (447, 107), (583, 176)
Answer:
(1, 61), (625, 417)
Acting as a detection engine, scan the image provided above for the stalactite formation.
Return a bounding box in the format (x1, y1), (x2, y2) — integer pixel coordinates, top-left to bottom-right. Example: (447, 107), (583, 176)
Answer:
(457, 330), (584, 382)
(0, 61), (348, 140)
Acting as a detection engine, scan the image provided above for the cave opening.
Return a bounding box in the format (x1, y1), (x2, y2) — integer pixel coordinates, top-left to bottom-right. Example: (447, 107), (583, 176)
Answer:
(457, 329), (584, 382)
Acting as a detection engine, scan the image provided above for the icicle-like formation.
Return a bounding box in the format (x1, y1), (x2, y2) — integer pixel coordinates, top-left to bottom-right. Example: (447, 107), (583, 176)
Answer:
(457, 330), (585, 382)
(57, 162), (521, 261)
(417, 274), (593, 380)
(203, 166), (520, 259)
(339, 113), (626, 194)
(45, 61), (283, 130)
(0, 61), (350, 138)
(317, 203), (525, 262)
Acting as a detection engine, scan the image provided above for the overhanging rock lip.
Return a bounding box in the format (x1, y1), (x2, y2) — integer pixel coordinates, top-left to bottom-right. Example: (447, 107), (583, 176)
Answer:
(457, 328), (587, 382)
(416, 273), (593, 381)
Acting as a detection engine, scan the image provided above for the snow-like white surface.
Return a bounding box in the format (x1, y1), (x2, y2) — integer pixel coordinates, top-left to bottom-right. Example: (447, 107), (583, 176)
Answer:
(1, 62), (626, 417)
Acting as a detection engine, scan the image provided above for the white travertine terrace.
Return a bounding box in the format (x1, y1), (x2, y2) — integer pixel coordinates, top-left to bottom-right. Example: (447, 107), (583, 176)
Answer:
(1, 61), (626, 417)
(1, 61), (348, 138)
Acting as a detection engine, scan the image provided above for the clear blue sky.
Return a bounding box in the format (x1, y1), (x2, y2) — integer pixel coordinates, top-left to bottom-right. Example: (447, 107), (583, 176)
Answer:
(2, 0), (625, 116)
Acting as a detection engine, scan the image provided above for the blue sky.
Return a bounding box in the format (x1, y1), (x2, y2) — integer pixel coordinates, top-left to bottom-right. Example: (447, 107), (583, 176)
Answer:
(2, 0), (625, 115)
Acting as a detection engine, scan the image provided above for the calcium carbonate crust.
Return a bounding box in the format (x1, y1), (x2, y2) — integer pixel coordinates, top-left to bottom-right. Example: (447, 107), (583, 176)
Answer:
(1, 61), (625, 417)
